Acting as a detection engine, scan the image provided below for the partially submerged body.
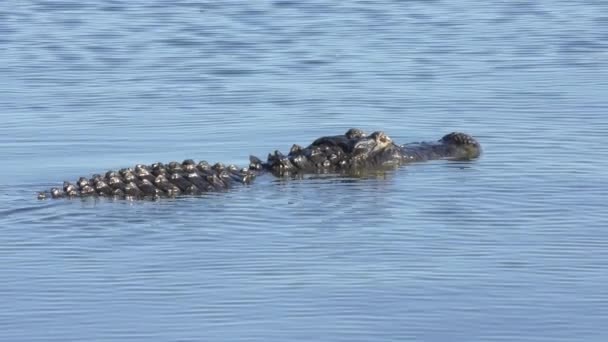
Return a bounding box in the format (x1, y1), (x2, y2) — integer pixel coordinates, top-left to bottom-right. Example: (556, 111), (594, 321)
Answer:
(38, 161), (256, 200)
(38, 129), (481, 200)
(251, 129), (481, 176)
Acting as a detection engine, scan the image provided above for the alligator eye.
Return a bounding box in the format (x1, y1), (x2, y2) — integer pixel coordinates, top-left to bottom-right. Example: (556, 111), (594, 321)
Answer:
(370, 131), (391, 144)
(345, 128), (366, 139)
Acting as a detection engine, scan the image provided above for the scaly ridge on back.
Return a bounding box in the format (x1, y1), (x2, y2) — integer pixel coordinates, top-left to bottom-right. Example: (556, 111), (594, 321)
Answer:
(38, 160), (256, 200)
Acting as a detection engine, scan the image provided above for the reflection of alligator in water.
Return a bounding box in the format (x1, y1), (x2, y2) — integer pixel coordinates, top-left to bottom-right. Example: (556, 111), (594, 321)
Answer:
(37, 129), (481, 200)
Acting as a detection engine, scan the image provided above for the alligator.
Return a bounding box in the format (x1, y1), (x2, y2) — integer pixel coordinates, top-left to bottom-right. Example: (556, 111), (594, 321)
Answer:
(37, 129), (481, 200)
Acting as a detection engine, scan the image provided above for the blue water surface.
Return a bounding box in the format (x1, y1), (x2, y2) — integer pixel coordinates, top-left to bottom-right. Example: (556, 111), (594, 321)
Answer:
(1, 1), (607, 341)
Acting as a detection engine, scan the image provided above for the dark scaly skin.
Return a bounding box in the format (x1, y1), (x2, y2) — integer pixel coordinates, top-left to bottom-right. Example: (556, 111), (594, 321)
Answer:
(38, 160), (256, 200)
(250, 129), (481, 176)
(38, 129), (481, 200)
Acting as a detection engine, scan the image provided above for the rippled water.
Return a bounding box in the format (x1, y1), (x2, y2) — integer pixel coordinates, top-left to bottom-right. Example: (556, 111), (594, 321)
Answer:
(1, 1), (608, 341)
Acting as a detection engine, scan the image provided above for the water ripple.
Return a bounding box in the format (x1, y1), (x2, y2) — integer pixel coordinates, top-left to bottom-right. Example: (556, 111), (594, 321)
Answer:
(1, 0), (608, 341)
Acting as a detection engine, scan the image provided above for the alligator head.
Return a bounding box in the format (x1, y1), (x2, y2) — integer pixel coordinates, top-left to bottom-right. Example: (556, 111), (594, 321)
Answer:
(252, 128), (482, 176)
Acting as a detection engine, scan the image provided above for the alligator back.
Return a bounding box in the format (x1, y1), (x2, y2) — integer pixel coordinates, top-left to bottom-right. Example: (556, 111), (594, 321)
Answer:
(37, 160), (256, 200)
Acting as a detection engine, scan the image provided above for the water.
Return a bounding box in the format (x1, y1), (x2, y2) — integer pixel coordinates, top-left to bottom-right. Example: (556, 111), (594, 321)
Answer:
(1, 1), (608, 341)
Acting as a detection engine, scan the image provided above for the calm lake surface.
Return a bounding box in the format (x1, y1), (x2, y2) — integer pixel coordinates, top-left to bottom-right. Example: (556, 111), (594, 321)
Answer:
(1, 1), (607, 341)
